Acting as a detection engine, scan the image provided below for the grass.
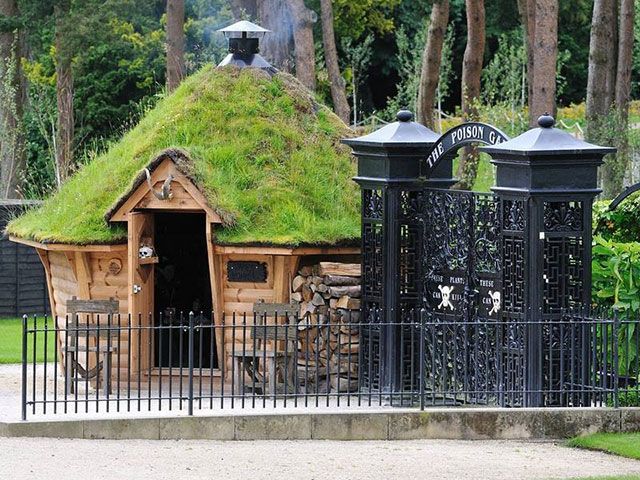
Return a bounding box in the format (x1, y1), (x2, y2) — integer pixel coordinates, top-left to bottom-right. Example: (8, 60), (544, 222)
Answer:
(568, 433), (640, 461)
(0, 317), (55, 364)
(8, 66), (360, 246)
(568, 476), (640, 480)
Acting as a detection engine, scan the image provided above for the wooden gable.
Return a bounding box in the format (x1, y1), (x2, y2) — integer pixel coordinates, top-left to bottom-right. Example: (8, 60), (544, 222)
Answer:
(109, 157), (222, 223)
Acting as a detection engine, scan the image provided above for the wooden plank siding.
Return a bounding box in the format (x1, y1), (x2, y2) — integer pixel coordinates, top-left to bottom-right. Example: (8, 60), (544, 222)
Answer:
(0, 202), (49, 317)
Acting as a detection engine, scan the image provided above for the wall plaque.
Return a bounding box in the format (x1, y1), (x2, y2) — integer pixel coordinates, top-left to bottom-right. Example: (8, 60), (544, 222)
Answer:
(227, 261), (268, 282)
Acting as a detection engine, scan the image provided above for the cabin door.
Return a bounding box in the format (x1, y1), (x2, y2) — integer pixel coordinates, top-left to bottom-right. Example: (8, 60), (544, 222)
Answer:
(128, 211), (155, 373)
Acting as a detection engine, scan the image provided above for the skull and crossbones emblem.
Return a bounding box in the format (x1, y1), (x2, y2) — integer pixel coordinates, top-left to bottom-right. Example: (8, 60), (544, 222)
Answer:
(488, 290), (501, 315)
(437, 285), (455, 311)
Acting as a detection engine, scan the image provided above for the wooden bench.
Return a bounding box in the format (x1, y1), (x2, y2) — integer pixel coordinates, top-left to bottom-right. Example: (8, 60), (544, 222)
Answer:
(64, 297), (119, 395)
(231, 302), (298, 395)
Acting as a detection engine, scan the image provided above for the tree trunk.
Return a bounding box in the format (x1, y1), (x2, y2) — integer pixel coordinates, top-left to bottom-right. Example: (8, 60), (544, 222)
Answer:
(517, 0), (537, 126)
(607, 0), (635, 196)
(417, 0), (450, 130)
(586, 0), (617, 138)
(529, 0), (558, 121)
(55, 0), (74, 185)
(166, 0), (185, 92)
(288, 0), (316, 91)
(230, 0), (257, 19)
(0, 0), (25, 198)
(615, 0), (634, 119)
(258, 0), (294, 72)
(319, 0), (349, 123)
(586, 0), (619, 197)
(605, 0), (619, 110)
(455, 0), (485, 190)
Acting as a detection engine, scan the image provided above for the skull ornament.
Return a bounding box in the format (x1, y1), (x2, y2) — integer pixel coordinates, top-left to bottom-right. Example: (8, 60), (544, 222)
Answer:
(437, 285), (455, 311)
(488, 290), (501, 315)
(138, 245), (154, 259)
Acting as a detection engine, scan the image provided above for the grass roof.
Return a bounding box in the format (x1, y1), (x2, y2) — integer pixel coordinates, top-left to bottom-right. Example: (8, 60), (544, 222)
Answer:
(7, 66), (361, 246)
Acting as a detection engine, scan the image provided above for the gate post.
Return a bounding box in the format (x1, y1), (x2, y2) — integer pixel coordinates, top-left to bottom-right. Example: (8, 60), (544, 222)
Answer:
(343, 110), (439, 400)
(480, 114), (615, 406)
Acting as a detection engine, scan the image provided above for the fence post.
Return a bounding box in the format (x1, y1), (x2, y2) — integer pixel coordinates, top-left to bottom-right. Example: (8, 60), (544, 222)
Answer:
(480, 114), (615, 407)
(21, 314), (28, 421)
(188, 311), (194, 416)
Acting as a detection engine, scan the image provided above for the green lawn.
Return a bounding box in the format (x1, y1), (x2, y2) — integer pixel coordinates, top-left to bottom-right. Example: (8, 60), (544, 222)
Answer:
(569, 477), (640, 480)
(568, 433), (640, 461)
(0, 317), (56, 364)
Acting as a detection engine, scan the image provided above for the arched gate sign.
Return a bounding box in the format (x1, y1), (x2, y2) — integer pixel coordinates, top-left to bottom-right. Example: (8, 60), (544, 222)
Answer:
(422, 122), (509, 177)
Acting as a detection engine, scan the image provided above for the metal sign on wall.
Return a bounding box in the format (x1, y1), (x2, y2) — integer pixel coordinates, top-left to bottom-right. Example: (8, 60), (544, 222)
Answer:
(421, 123), (509, 178)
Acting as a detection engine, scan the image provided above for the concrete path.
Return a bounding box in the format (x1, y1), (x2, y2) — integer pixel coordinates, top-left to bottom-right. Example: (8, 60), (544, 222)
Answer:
(0, 437), (639, 480)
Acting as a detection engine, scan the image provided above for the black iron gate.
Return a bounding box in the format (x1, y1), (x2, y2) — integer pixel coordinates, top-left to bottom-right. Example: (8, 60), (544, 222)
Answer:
(347, 111), (620, 407)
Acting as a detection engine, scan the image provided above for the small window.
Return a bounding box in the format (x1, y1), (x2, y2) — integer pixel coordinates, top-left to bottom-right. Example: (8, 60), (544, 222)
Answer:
(227, 261), (268, 282)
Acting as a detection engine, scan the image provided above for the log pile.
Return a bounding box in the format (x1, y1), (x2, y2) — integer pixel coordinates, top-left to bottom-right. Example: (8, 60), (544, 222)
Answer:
(290, 262), (362, 393)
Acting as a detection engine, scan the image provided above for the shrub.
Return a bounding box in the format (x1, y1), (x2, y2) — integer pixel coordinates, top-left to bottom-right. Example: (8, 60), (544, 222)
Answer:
(594, 194), (640, 243)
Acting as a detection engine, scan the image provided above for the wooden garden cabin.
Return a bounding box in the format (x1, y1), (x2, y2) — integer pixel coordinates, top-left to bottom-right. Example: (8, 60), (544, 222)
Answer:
(7, 32), (361, 379)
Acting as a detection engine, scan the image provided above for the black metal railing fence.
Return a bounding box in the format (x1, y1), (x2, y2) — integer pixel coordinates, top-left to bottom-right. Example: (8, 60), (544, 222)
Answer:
(20, 308), (640, 419)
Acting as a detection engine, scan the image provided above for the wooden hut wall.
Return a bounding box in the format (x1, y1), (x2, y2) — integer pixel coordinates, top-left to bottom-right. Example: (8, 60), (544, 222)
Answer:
(0, 202), (49, 317)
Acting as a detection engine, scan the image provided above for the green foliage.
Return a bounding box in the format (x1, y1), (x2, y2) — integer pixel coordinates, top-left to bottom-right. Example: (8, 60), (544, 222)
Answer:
(482, 29), (526, 109)
(382, 24), (427, 119)
(8, 66), (360, 246)
(592, 237), (640, 313)
(568, 433), (640, 460)
(592, 237), (640, 377)
(594, 194), (640, 243)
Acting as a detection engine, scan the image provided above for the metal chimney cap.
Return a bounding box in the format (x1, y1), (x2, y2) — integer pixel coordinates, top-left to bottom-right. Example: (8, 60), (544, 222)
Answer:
(218, 20), (270, 35)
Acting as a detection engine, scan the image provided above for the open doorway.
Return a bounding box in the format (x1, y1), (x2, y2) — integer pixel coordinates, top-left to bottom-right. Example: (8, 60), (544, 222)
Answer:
(153, 212), (217, 369)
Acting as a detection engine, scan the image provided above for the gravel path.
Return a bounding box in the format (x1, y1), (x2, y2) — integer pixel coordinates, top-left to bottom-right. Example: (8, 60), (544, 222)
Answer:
(1, 437), (639, 480)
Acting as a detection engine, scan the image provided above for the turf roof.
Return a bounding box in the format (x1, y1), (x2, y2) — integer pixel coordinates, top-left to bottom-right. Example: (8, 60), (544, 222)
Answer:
(7, 66), (361, 246)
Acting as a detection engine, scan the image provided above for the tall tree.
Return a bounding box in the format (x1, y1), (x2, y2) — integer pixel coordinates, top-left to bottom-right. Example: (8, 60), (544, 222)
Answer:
(517, 0), (536, 126)
(319, 0), (349, 123)
(586, 0), (617, 137)
(0, 0), (25, 198)
(455, 0), (485, 190)
(288, 0), (316, 91)
(54, 0), (74, 185)
(417, 0), (450, 130)
(586, 0), (619, 197)
(258, 0), (294, 72)
(608, 0), (635, 196)
(166, 0), (185, 92)
(530, 0), (558, 121)
(615, 0), (634, 118)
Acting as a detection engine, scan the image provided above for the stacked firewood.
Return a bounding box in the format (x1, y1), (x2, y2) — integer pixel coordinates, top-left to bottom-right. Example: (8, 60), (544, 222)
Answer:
(290, 262), (361, 393)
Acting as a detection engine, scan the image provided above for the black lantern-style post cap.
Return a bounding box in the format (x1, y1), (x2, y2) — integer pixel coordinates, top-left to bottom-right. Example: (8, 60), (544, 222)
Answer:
(217, 20), (274, 70)
(480, 114), (617, 193)
(343, 110), (440, 182)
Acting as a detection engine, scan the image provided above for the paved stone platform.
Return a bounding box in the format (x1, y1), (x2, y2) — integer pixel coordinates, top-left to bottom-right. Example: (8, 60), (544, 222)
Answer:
(2, 407), (640, 441)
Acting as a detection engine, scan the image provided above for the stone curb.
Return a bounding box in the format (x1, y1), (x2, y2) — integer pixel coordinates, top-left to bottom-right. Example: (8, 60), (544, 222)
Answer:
(1, 408), (638, 441)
